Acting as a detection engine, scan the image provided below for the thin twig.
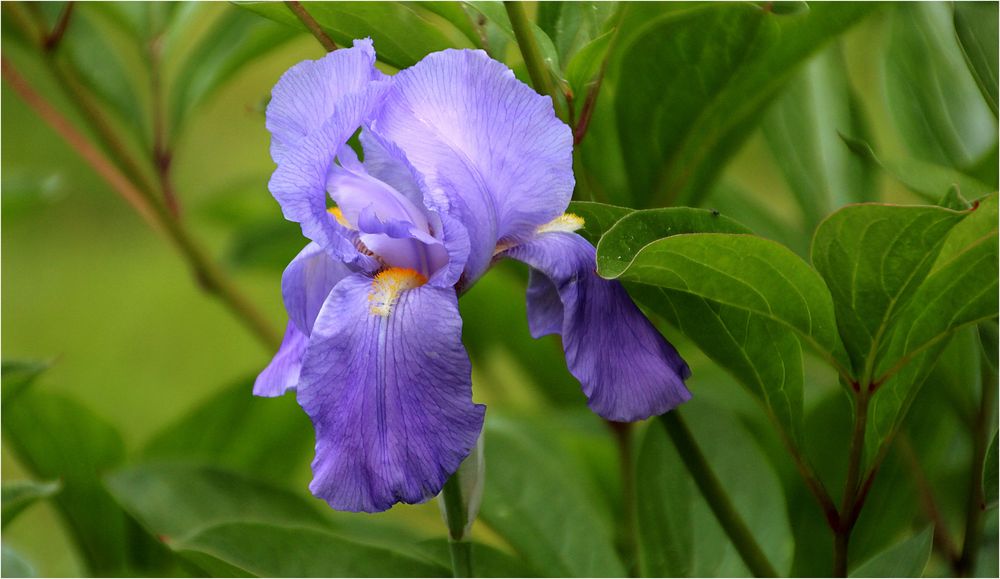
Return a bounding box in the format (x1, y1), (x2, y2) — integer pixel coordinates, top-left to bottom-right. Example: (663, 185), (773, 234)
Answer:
(43, 1), (74, 52)
(833, 387), (870, 576)
(285, 1), (337, 52)
(3, 57), (282, 350)
(2, 57), (161, 230)
(898, 433), (962, 566)
(149, 23), (181, 217)
(957, 353), (996, 576)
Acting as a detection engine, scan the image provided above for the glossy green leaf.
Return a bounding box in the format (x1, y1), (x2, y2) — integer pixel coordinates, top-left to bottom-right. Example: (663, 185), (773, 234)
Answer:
(955, 1), (999, 117)
(1, 544), (36, 578)
(416, 538), (541, 577)
(170, 8), (297, 134)
(171, 522), (448, 578)
(841, 135), (995, 202)
(105, 463), (329, 542)
(224, 221), (305, 273)
(236, 1), (466, 69)
(565, 200), (633, 244)
(762, 43), (876, 229)
(537, 1), (618, 65)
(866, 196), (999, 458)
(636, 422), (692, 577)
(1, 480), (61, 529)
(986, 430), (999, 509)
(141, 378), (313, 483)
(849, 526), (933, 577)
(610, 2), (876, 207)
(1, 359), (50, 404)
(811, 203), (967, 378)
(2, 391), (127, 575)
(418, 2), (482, 49)
(597, 209), (808, 441)
(884, 3), (996, 168)
(478, 416), (625, 577)
(600, 226), (847, 373)
(875, 199), (999, 382)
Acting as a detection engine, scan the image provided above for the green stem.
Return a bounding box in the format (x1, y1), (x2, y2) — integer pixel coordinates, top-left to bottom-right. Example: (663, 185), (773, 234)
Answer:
(503, 1), (566, 121)
(608, 421), (639, 576)
(659, 412), (779, 578)
(441, 474), (473, 577)
(957, 352), (996, 576)
(833, 388), (870, 577)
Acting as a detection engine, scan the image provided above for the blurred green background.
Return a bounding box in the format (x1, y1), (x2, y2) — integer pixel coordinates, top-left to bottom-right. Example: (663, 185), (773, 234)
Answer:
(2, 2), (997, 577)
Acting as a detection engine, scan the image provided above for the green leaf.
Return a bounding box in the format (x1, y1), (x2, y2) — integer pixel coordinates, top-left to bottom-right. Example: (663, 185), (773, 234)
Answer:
(762, 42), (876, 229)
(418, 2), (482, 49)
(636, 422), (692, 577)
(478, 416), (625, 577)
(596, 209), (810, 441)
(599, 225), (847, 373)
(609, 2), (876, 207)
(955, 1), (999, 117)
(875, 199), (999, 382)
(841, 135), (994, 202)
(236, 2), (466, 69)
(2, 391), (127, 575)
(537, 1), (619, 66)
(849, 526), (933, 577)
(224, 220), (306, 273)
(1, 544), (36, 578)
(1, 480), (61, 529)
(1, 359), (50, 404)
(171, 522), (448, 577)
(986, 430), (999, 509)
(884, 3), (996, 168)
(141, 377), (313, 483)
(565, 200), (633, 244)
(105, 463), (329, 542)
(464, 1), (562, 79)
(811, 202), (968, 379)
(415, 538), (541, 577)
(169, 8), (297, 134)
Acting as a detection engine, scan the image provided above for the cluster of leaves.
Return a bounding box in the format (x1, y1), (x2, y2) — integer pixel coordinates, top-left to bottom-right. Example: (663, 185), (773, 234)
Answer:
(2, 1), (998, 578)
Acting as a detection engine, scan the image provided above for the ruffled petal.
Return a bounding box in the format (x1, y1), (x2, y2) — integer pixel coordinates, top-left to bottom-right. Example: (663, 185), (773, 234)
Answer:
(253, 322), (307, 397)
(507, 232), (692, 422)
(371, 49), (574, 283)
(267, 39), (386, 163)
(282, 242), (355, 335)
(297, 272), (486, 512)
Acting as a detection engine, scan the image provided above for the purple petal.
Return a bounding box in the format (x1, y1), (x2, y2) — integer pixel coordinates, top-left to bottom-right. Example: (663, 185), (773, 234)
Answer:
(507, 232), (692, 422)
(371, 49), (574, 283)
(297, 272), (485, 512)
(267, 39), (386, 163)
(282, 242), (354, 335)
(254, 322), (307, 397)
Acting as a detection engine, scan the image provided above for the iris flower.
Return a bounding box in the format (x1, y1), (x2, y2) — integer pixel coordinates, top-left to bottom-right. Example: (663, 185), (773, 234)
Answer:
(255, 39), (691, 513)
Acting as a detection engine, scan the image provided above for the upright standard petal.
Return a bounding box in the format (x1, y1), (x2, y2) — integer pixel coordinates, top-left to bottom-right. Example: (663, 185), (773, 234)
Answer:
(267, 41), (391, 267)
(267, 38), (385, 163)
(297, 270), (485, 512)
(371, 49), (574, 283)
(507, 231), (692, 422)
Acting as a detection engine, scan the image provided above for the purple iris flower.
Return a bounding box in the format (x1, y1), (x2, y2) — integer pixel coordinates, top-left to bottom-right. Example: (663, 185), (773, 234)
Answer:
(255, 39), (691, 513)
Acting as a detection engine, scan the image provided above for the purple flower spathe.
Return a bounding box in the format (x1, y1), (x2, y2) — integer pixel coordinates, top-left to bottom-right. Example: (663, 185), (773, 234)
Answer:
(258, 39), (691, 513)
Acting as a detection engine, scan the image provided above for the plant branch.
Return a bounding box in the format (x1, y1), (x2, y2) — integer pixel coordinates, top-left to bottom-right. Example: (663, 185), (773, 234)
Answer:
(898, 433), (962, 566)
(833, 388), (870, 576)
(503, 1), (566, 121)
(148, 19), (180, 217)
(659, 412), (779, 578)
(957, 353), (996, 576)
(285, 1), (337, 52)
(2, 57), (282, 351)
(43, 1), (74, 51)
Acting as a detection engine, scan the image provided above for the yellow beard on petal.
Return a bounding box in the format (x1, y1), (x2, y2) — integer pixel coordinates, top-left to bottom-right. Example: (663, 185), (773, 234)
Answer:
(536, 212), (585, 235)
(368, 268), (427, 316)
(328, 206), (354, 229)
